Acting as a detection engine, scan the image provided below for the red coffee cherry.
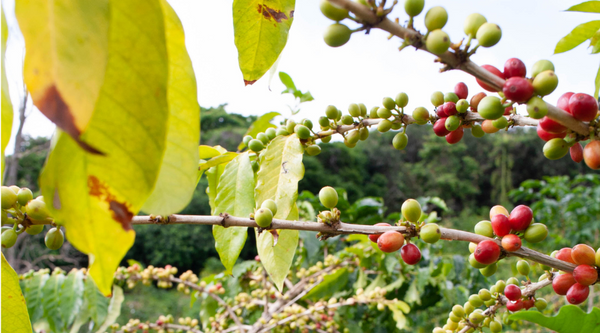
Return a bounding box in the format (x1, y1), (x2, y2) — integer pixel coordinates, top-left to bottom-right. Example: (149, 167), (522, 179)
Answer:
(557, 92), (574, 113)
(571, 244), (596, 266)
(377, 231), (405, 253)
(433, 118), (451, 137)
(502, 77), (533, 103)
(501, 234), (521, 252)
(506, 300), (524, 312)
(474, 240), (501, 265)
(491, 214), (511, 237)
(470, 92), (487, 112)
(573, 265), (598, 286)
(443, 102), (457, 116)
(569, 93), (598, 122)
(552, 273), (576, 295)
(556, 247), (576, 264)
(584, 140), (600, 170)
(454, 82), (468, 99)
(539, 116), (567, 134)
(570, 143), (584, 163)
(508, 205), (533, 231)
(504, 105), (513, 115)
(566, 283), (590, 305)
(401, 243), (422, 265)
(445, 128), (464, 144)
(504, 284), (522, 301)
(536, 123), (566, 142)
(522, 298), (535, 310)
(503, 58), (526, 78)
(369, 223), (392, 243)
(476, 65), (504, 92)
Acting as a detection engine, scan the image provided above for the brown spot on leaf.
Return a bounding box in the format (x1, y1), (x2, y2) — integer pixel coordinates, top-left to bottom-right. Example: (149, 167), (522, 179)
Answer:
(290, 10), (294, 18)
(53, 189), (61, 210)
(88, 175), (133, 231)
(37, 85), (104, 155)
(244, 80), (257, 86)
(257, 4), (288, 23)
(269, 229), (279, 246)
(109, 201), (133, 231)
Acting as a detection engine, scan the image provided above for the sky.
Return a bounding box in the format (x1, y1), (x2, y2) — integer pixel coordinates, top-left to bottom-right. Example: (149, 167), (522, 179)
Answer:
(3, 0), (599, 154)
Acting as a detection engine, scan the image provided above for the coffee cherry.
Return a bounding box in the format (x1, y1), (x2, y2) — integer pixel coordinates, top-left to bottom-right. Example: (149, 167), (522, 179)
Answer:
(504, 284), (521, 301)
(452, 304), (465, 318)
(523, 223), (548, 243)
(568, 93), (598, 121)
(570, 143), (584, 163)
(16, 188), (33, 206)
(412, 107), (429, 125)
(476, 66), (504, 93)
(359, 127), (369, 141)
(539, 116), (567, 134)
(534, 298), (547, 310)
(251, 160), (259, 172)
(584, 140), (600, 170)
(368, 106), (379, 119)
(377, 107), (392, 119)
(478, 96), (504, 120)
(369, 223), (391, 242)
(532, 70), (558, 96)
(426, 30), (451, 55)
(346, 130), (360, 145)
(469, 311), (484, 324)
(572, 244), (596, 266)
(543, 138), (569, 160)
(596, 248), (600, 267)
(431, 91), (445, 107)
(377, 119), (393, 133)
(501, 234), (521, 252)
(503, 77), (533, 103)
(506, 300), (523, 312)
(506, 277), (519, 286)
(463, 13), (487, 37)
(508, 205), (533, 231)
(401, 199), (421, 222)
(502, 58), (526, 78)
(476, 23), (502, 47)
(404, 0), (424, 17)
(433, 118), (450, 136)
(276, 128), (289, 136)
(531, 59), (555, 78)
(469, 92), (487, 111)
(516, 260), (530, 276)
(489, 205), (508, 219)
(25, 224), (44, 235)
(436, 104), (447, 118)
(555, 92), (574, 114)
(395, 92), (409, 108)
(469, 253), (487, 268)
(377, 231), (404, 253)
(566, 283), (589, 304)
(320, 0), (349, 21)
(492, 116), (508, 130)
(556, 248), (576, 264)
(26, 199), (50, 221)
(444, 102), (457, 116)
(286, 119), (297, 133)
(469, 242), (477, 253)
(248, 139), (265, 152)
(526, 96), (548, 119)
(489, 320), (502, 333)
(444, 93), (459, 103)
(306, 145), (321, 156)
(445, 116), (460, 132)
(391, 121), (402, 131)
(1, 186), (17, 209)
(474, 240), (501, 265)
(480, 263), (497, 277)
(345, 104), (359, 118)
(420, 223), (441, 243)
(358, 103), (367, 117)
(536, 123), (566, 142)
(325, 105), (338, 119)
(319, 186), (338, 209)
(424, 6), (448, 31)
(482, 120), (500, 134)
(471, 124), (485, 138)
(400, 243), (421, 265)
(45, 227), (64, 250)
(522, 298), (535, 310)
(392, 132), (408, 150)
(255, 208), (273, 228)
(1, 229), (17, 248)
(468, 294), (483, 307)
(573, 265), (598, 286)
(323, 23), (352, 47)
(266, 128), (278, 140)
(257, 133), (270, 145)
(261, 199), (278, 216)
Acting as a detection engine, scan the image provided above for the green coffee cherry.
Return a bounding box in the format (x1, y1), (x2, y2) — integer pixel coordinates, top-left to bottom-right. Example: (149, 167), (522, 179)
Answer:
(445, 116), (460, 131)
(401, 199), (422, 222)
(266, 128), (277, 140)
(464, 301), (475, 314)
(319, 186), (338, 209)
(261, 199), (278, 216)
(319, 116), (330, 128)
(476, 23), (502, 47)
(471, 124), (485, 138)
(324, 23), (352, 47)
(469, 242), (477, 253)
(426, 29), (450, 55)
(326, 105), (339, 119)
(243, 135), (253, 146)
(526, 96), (548, 119)
(341, 115), (354, 125)
(286, 120), (297, 133)
(382, 97), (396, 110)
(469, 253), (487, 268)
(395, 93), (409, 108)
(431, 91), (445, 107)
(26, 224), (44, 235)
(492, 116), (508, 129)
(543, 138), (569, 160)
(517, 260), (530, 276)
(404, 0), (424, 17)
(348, 103), (361, 117)
(321, 135), (332, 143)
(377, 107), (392, 119)
(336, 109), (342, 121)
(25, 199), (50, 221)
(369, 106), (379, 119)
(449, 312), (461, 323)
(255, 208), (273, 228)
(444, 92), (459, 103)
(489, 320), (502, 333)
(276, 128), (289, 136)
(306, 145), (322, 156)
(495, 280), (506, 293)
(1, 186), (17, 209)
(480, 262), (497, 277)
(344, 139), (356, 148)
(251, 161), (259, 173)
(392, 132), (408, 150)
(474, 220), (494, 238)
(532, 70), (558, 96)
(295, 125), (312, 139)
(452, 305), (465, 318)
(320, 0), (349, 21)
(469, 312), (484, 325)
(531, 60), (554, 78)
(359, 128), (369, 141)
(16, 188), (33, 206)
(1, 211), (8, 225)
(420, 223), (441, 243)
(346, 130), (360, 145)
(523, 223), (548, 243)
(377, 119), (393, 132)
(358, 103), (367, 117)
(248, 139), (265, 153)
(412, 107), (429, 125)
(2, 228), (17, 248)
(534, 298), (547, 310)
(45, 227), (64, 250)
(302, 119), (313, 129)
(506, 277), (519, 286)
(478, 96), (504, 120)
(456, 99), (469, 113)
(425, 6), (448, 31)
(464, 13), (487, 37)
(257, 133), (270, 145)
(478, 289), (492, 301)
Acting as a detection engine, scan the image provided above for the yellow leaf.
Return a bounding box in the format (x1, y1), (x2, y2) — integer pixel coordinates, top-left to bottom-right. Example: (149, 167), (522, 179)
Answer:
(2, 253), (32, 333)
(1, 7), (13, 181)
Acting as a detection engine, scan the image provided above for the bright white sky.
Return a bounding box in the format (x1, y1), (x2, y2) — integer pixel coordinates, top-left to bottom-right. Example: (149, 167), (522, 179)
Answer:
(3, 0), (599, 154)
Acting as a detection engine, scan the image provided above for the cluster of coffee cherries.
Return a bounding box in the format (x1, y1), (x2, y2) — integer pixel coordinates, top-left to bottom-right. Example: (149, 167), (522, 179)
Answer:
(551, 244), (600, 305)
(253, 199), (278, 228)
(1, 185), (64, 250)
(468, 204), (547, 276)
(242, 118), (322, 159)
(108, 315), (201, 333)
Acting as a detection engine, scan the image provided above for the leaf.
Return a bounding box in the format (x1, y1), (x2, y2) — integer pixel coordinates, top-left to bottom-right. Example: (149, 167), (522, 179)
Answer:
(303, 268), (349, 301)
(1, 7), (12, 182)
(38, 0), (174, 296)
(83, 276), (109, 327)
(255, 134), (305, 219)
(60, 270), (85, 329)
(95, 285), (124, 333)
(595, 64), (600, 99)
(199, 145), (227, 159)
(1, 254), (32, 333)
(555, 20), (600, 54)
(233, 0), (295, 84)
(237, 112), (280, 151)
(509, 305), (600, 333)
(199, 293), (218, 331)
(16, 0), (109, 152)
(41, 273), (66, 332)
(141, 0), (201, 216)
(199, 152), (239, 173)
(388, 304), (407, 330)
(590, 30), (600, 53)
(213, 152), (256, 274)
(279, 71), (297, 92)
(567, 1), (600, 13)
(21, 271), (49, 323)
(206, 163), (229, 215)
(255, 206), (299, 291)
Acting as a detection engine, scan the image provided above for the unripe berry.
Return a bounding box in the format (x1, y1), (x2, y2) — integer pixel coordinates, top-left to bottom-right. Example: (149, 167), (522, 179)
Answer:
(248, 139), (265, 152)
(1, 186), (17, 209)
(377, 107), (392, 119)
(569, 93), (598, 122)
(392, 132), (408, 150)
(469, 311), (484, 324)
(26, 199), (51, 221)
(265, 128), (277, 140)
(490, 204), (508, 219)
(341, 115), (354, 125)
(470, 124), (485, 138)
(424, 6), (448, 31)
(476, 23), (502, 47)
(369, 106), (379, 119)
(276, 128), (289, 136)
(469, 253), (488, 269)
(543, 138), (569, 160)
(346, 130), (360, 145)
(489, 320), (502, 333)
(377, 119), (393, 133)
(369, 223), (391, 243)
(325, 105), (338, 119)
(255, 208), (273, 228)
(469, 242), (477, 253)
(261, 199), (278, 216)
(573, 264), (598, 286)
(456, 99), (469, 113)
(286, 119), (297, 133)
(479, 262), (497, 277)
(257, 133), (270, 145)
(492, 116), (508, 130)
(382, 97), (396, 111)
(474, 240), (500, 265)
(517, 260), (530, 276)
(452, 304), (465, 318)
(420, 223), (441, 243)
(306, 145), (321, 156)
(463, 13), (487, 37)
(377, 231), (404, 253)
(395, 92), (409, 108)
(501, 234), (521, 252)
(426, 30), (450, 55)
(526, 96), (548, 119)
(531, 59), (555, 78)
(359, 127), (369, 141)
(412, 107), (429, 125)
(400, 243), (421, 265)
(445, 116), (460, 132)
(474, 220), (494, 238)
(401, 199), (421, 222)
(404, 0), (424, 17)
(1, 229), (17, 248)
(534, 298), (547, 310)
(45, 227), (64, 250)
(320, 0), (349, 21)
(478, 289), (492, 301)
(26, 224), (44, 235)
(478, 96), (504, 120)
(482, 119), (499, 133)
(566, 283), (589, 304)
(323, 23), (352, 47)
(523, 223), (548, 243)
(430, 91), (445, 107)
(552, 273), (576, 295)
(358, 103), (367, 117)
(16, 188), (33, 206)
(532, 70), (558, 96)
(319, 187), (338, 209)
(470, 92), (487, 111)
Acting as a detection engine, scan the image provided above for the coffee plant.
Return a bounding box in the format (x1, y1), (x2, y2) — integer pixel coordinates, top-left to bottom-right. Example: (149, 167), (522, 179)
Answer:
(1, 0), (599, 332)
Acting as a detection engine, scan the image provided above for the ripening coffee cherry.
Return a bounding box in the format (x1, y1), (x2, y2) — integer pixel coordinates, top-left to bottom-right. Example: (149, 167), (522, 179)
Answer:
(474, 240), (501, 265)
(566, 283), (590, 304)
(490, 205), (508, 220)
(474, 220), (494, 238)
(257, 133), (270, 145)
(506, 300), (524, 312)
(248, 139), (265, 153)
(584, 140), (600, 170)
(323, 23), (352, 47)
(463, 13), (487, 37)
(526, 96), (548, 119)
(412, 107), (429, 125)
(523, 223), (548, 243)
(503, 77), (533, 103)
(377, 119), (393, 133)
(476, 23), (502, 47)
(420, 223), (441, 243)
(536, 124), (566, 142)
(569, 93), (599, 122)
(16, 188), (33, 206)
(543, 138), (569, 160)
(570, 142), (584, 163)
(377, 231), (404, 253)
(571, 244), (596, 266)
(401, 199), (422, 222)
(424, 6), (448, 31)
(25, 224), (44, 235)
(261, 199), (278, 216)
(445, 116), (460, 132)
(471, 124), (485, 138)
(573, 265), (598, 286)
(392, 132), (408, 150)
(325, 105), (338, 119)
(501, 234), (521, 252)
(492, 116), (508, 130)
(255, 208), (273, 228)
(469, 93), (486, 112)
(320, 0), (349, 21)
(480, 262), (497, 277)
(532, 70), (558, 96)
(531, 59), (555, 78)
(426, 30), (451, 55)
(482, 120), (500, 134)
(433, 118), (450, 136)
(478, 96), (504, 120)
(306, 145), (321, 156)
(45, 227), (64, 250)
(1, 186), (17, 210)
(369, 223), (391, 242)
(401, 243), (421, 265)
(319, 186), (338, 209)
(504, 284), (522, 301)
(1, 229), (17, 248)
(517, 260), (530, 276)
(444, 93), (458, 104)
(556, 247), (576, 264)
(404, 0), (424, 17)
(431, 91), (445, 107)
(508, 205), (533, 231)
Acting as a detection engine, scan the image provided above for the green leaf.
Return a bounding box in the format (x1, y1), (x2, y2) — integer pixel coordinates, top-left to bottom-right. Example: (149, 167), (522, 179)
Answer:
(567, 1), (600, 13)
(1, 7), (12, 182)
(255, 134), (305, 219)
(38, 0), (175, 296)
(41, 273), (66, 332)
(388, 303), (408, 330)
(141, 0), (200, 216)
(365, 274), (386, 293)
(60, 270), (85, 329)
(237, 112), (280, 151)
(199, 293), (218, 331)
(69, 304), (91, 333)
(83, 276), (109, 327)
(213, 152), (256, 274)
(200, 152), (239, 173)
(590, 30), (600, 53)
(21, 271), (49, 323)
(95, 285), (124, 333)
(199, 145), (227, 159)
(509, 305), (600, 333)
(303, 268), (349, 301)
(1, 254), (32, 333)
(555, 20), (600, 54)
(279, 71), (297, 92)
(206, 163), (229, 215)
(596, 64), (600, 99)
(233, 0), (295, 84)
(255, 206), (299, 291)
